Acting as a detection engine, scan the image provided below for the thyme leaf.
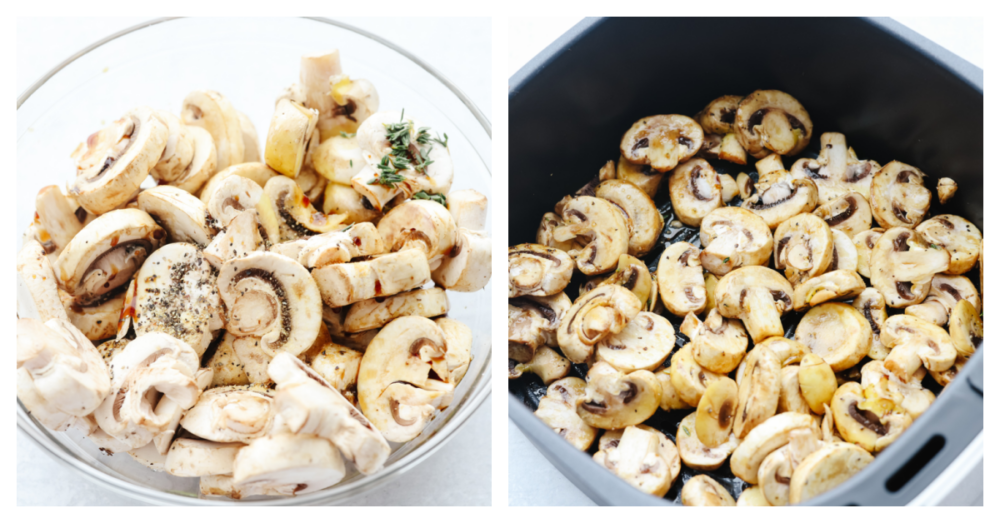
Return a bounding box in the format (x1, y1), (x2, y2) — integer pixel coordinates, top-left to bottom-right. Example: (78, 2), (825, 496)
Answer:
(412, 190), (446, 206)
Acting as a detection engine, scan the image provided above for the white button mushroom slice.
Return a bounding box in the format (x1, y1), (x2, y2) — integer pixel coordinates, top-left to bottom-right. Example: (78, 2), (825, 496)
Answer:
(199, 473), (286, 499)
(218, 251), (323, 358)
(313, 250), (431, 308)
(737, 486), (771, 506)
(676, 412), (739, 471)
(759, 428), (823, 506)
(180, 385), (276, 443)
(69, 107), (169, 215)
(127, 442), (169, 472)
(263, 98), (319, 179)
(508, 243), (574, 298)
(432, 227), (492, 292)
(165, 438), (243, 477)
(172, 126), (218, 195)
(150, 110), (196, 184)
(735, 90), (812, 158)
(937, 177), (957, 204)
(831, 381), (911, 453)
(821, 404), (843, 443)
(653, 366), (689, 412)
(797, 353), (838, 414)
(34, 185), (88, 256)
(881, 314), (957, 381)
(950, 299), (982, 359)
(508, 346), (570, 384)
(736, 171), (754, 200)
(322, 183), (380, 224)
(577, 362), (660, 430)
(207, 174), (264, 228)
(732, 346), (781, 438)
(730, 412), (819, 484)
(826, 229), (859, 273)
(204, 210), (265, 270)
(17, 240), (69, 322)
(59, 288), (121, 341)
(16, 366), (92, 432)
(791, 133), (881, 203)
(590, 254), (654, 309)
(53, 208), (165, 307)
(792, 270), (866, 311)
(508, 292), (571, 363)
(915, 214), (982, 275)
(695, 377), (738, 448)
(870, 161), (932, 228)
(719, 174), (739, 202)
(343, 287), (448, 333)
(312, 135), (366, 185)
(778, 366), (811, 414)
(232, 432), (345, 496)
(378, 199), (456, 267)
(263, 176), (345, 241)
(151, 367), (214, 454)
(229, 337), (273, 385)
(860, 360), (935, 420)
(595, 179), (664, 256)
(298, 50), (343, 119)
(853, 227), (884, 279)
(295, 163), (328, 203)
(789, 441), (874, 505)
(183, 90), (246, 172)
(774, 212), (834, 286)
(311, 343), (362, 403)
(905, 274), (980, 326)
(534, 377), (598, 451)
(620, 114), (704, 172)
(742, 158), (821, 230)
(699, 207), (773, 277)
(435, 317), (473, 385)
(593, 425), (681, 497)
(715, 266), (794, 344)
(595, 312), (675, 373)
(667, 159), (723, 227)
(656, 242), (707, 315)
(413, 140), (455, 196)
(357, 317), (454, 442)
(681, 475), (737, 506)
(928, 355), (968, 387)
(755, 337), (811, 367)
(616, 155), (666, 198)
(870, 227), (950, 307)
(795, 303), (871, 372)
(557, 285), (642, 363)
(350, 163), (418, 212)
(853, 288), (890, 360)
(680, 309), (748, 374)
(278, 222), (386, 269)
(445, 188), (488, 231)
(812, 192), (873, 241)
(137, 186), (216, 247)
(199, 163), (279, 205)
(696, 94), (742, 136)
(670, 344), (728, 408)
(554, 196), (630, 275)
(323, 305), (380, 351)
(237, 110), (260, 162)
(133, 243), (224, 356)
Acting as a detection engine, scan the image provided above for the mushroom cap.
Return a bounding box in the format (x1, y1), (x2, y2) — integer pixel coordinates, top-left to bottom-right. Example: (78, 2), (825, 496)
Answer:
(654, 366), (690, 412)
(593, 425), (680, 497)
(831, 381), (911, 453)
(312, 250), (431, 308)
(508, 292), (571, 363)
(695, 377), (738, 448)
(165, 438), (244, 477)
(734, 90), (812, 158)
(206, 174), (265, 228)
(733, 346), (781, 438)
(881, 314), (957, 380)
(937, 177), (958, 204)
(789, 442), (873, 504)
(232, 433), (345, 496)
(137, 186), (216, 247)
(264, 176), (344, 241)
(905, 274), (980, 326)
(870, 161), (932, 229)
(853, 288), (890, 360)
(792, 270), (866, 311)
(594, 254), (655, 309)
(791, 133), (880, 203)
(950, 299), (983, 358)
(827, 229), (859, 272)
(754, 336), (811, 367)
(813, 192), (873, 239)
(556, 285), (642, 363)
(556, 196), (630, 275)
(619, 114), (704, 172)
(681, 309), (749, 374)
(320, 74), (380, 140)
(199, 163), (279, 205)
(676, 411), (739, 471)
(344, 287), (449, 333)
(869, 227), (950, 307)
(595, 179), (664, 256)
(183, 90), (246, 172)
(915, 214), (982, 275)
(741, 165), (820, 229)
(696, 95), (743, 135)
(577, 362), (661, 430)
(773, 212), (834, 286)
(322, 182), (380, 224)
(795, 303), (871, 372)
(616, 155), (666, 197)
(714, 266), (793, 344)
(533, 377), (598, 451)
(699, 206), (773, 276)
(680, 474), (737, 506)
(860, 359), (936, 420)
(507, 243), (573, 298)
(730, 412), (819, 484)
(180, 385), (276, 443)
(669, 343), (728, 408)
(378, 199), (457, 268)
(218, 251), (323, 358)
(853, 227), (885, 279)
(311, 135), (366, 185)
(667, 159), (723, 227)
(594, 311), (676, 373)
(656, 242), (707, 315)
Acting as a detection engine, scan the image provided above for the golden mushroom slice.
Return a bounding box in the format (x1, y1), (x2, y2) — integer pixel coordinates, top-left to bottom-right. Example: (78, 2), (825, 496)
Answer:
(593, 425), (681, 497)
(741, 155), (820, 229)
(619, 114), (704, 172)
(853, 288), (890, 360)
(735, 90), (812, 158)
(557, 285), (642, 363)
(929, 355), (968, 387)
(183, 90), (245, 172)
(699, 206), (773, 277)
(789, 442), (873, 505)
(654, 366), (691, 412)
(737, 171), (754, 199)
(509, 346), (571, 384)
(595, 312), (676, 373)
(555, 196), (629, 275)
(311, 343), (363, 404)
(656, 242), (707, 315)
(870, 161), (932, 228)
(321, 74), (380, 140)
(670, 344), (728, 407)
(696, 95), (747, 165)
(860, 360), (935, 420)
(508, 293), (571, 363)
(759, 428), (823, 506)
(870, 227), (950, 308)
(677, 412), (739, 471)
(719, 173), (739, 202)
(343, 287), (448, 333)
(312, 250), (430, 308)
(730, 412), (819, 484)
(534, 377), (598, 451)
(681, 475), (737, 506)
(778, 366), (811, 414)
(507, 244), (574, 298)
(774, 212), (834, 286)
(616, 155), (666, 197)
(680, 309), (749, 374)
(798, 353), (838, 414)
(795, 303), (871, 372)
(137, 185), (216, 247)
(813, 192), (873, 239)
(915, 214), (982, 275)
(322, 183), (380, 224)
(905, 274), (980, 326)
(791, 133), (881, 203)
(715, 266), (794, 344)
(831, 381), (911, 453)
(432, 227), (492, 292)
(577, 362), (660, 430)
(826, 229), (859, 272)
(754, 337), (811, 367)
(536, 212), (579, 252)
(937, 177), (958, 204)
(200, 163), (279, 204)
(593, 254), (654, 309)
(696, 377), (738, 448)
(733, 346), (781, 438)
(853, 228), (885, 278)
(881, 314), (957, 380)
(950, 299), (983, 358)
(595, 179), (664, 256)
(203, 210), (264, 270)
(263, 176), (345, 241)
(737, 486), (771, 506)
(378, 199), (457, 268)
(311, 135), (365, 185)
(668, 159), (723, 227)
(792, 270), (866, 311)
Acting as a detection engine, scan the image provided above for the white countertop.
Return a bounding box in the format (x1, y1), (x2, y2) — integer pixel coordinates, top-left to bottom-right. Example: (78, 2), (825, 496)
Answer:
(16, 16), (491, 507)
(507, 16), (983, 507)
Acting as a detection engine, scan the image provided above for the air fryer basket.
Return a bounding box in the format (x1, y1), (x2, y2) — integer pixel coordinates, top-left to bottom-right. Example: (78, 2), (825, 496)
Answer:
(508, 17), (983, 506)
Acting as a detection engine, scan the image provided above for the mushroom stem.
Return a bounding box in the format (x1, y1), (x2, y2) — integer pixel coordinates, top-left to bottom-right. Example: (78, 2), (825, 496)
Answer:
(743, 288), (784, 343)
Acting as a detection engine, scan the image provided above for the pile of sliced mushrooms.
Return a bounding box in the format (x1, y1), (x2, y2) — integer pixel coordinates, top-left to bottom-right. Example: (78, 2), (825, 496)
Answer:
(509, 90), (981, 506)
(17, 49), (491, 499)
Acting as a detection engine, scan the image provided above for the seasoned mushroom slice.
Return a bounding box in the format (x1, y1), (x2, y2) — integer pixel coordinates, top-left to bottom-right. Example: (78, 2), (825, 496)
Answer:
(677, 412), (739, 471)
(180, 385), (275, 443)
(826, 229), (859, 272)
(555, 196), (630, 275)
(774, 213), (834, 286)
(232, 433), (345, 496)
(312, 250), (430, 308)
(929, 355), (968, 387)
(870, 227), (950, 307)
(870, 161), (932, 228)
(719, 174), (739, 202)
(508, 293), (571, 363)
(681, 475), (737, 506)
(536, 212), (579, 252)
(616, 155), (666, 197)
(680, 309), (748, 374)
(204, 210), (265, 269)
(791, 133), (881, 203)
(200, 163), (279, 204)
(320, 74), (380, 140)
(795, 303), (871, 372)
(831, 382), (911, 453)
(668, 159), (723, 227)
(378, 200), (457, 269)
(792, 270), (866, 311)
(165, 439), (243, 477)
(206, 174), (264, 228)
(593, 425), (681, 497)
(905, 274), (980, 326)
(311, 135), (366, 185)
(699, 206), (773, 276)
(798, 354), (838, 414)
(183, 90), (245, 171)
(741, 158), (820, 229)
(696, 95), (742, 136)
(881, 314), (957, 380)
(860, 360), (935, 420)
(778, 366), (811, 414)
(696, 377), (738, 448)
(54, 209), (165, 307)
(150, 110), (195, 184)
(595, 312), (675, 373)
(591, 254), (655, 310)
(619, 114), (704, 172)
(595, 179), (664, 256)
(557, 285), (642, 363)
(577, 362), (660, 430)
(937, 178), (957, 204)
(730, 412), (819, 484)
(61, 290), (121, 343)
(670, 344), (728, 408)
(715, 266), (794, 344)
(915, 214), (982, 275)
(754, 337), (811, 367)
(853, 228), (885, 278)
(509, 346), (570, 384)
(733, 346), (781, 438)
(735, 90), (812, 158)
(508, 244), (573, 298)
(17, 240), (68, 322)
(344, 287), (448, 333)
(432, 227), (492, 292)
(272, 222), (386, 268)
(656, 242), (706, 315)
(853, 288), (890, 360)
(789, 442), (873, 505)
(950, 299), (983, 358)
(813, 192), (873, 239)
(69, 107), (168, 215)
(218, 252), (323, 357)
(263, 176), (345, 241)
(137, 186), (215, 247)
(33, 185), (88, 257)
(759, 428), (823, 506)
(533, 377), (598, 451)
(322, 183), (380, 224)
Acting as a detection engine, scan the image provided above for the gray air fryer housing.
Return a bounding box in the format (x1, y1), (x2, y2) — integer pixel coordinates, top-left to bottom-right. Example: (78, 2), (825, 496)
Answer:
(508, 17), (982, 506)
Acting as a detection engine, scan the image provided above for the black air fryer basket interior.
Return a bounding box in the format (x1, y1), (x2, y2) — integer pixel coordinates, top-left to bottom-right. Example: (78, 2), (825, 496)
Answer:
(508, 17), (983, 506)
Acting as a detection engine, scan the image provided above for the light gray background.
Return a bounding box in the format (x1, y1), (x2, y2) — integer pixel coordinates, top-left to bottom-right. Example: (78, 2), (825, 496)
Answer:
(507, 16), (983, 506)
(16, 16), (491, 507)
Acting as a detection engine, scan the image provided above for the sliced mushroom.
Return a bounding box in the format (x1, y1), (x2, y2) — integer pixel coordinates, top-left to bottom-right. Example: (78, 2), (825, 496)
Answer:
(509, 346), (570, 384)
(536, 212), (579, 252)
(870, 227), (950, 307)
(431, 227), (492, 292)
(870, 161), (932, 228)
(593, 425), (681, 497)
(17, 240), (69, 322)
(554, 196), (630, 275)
(274, 223), (384, 269)
(730, 412), (819, 484)
(699, 206), (773, 276)
(825, 229), (859, 273)
(205, 333), (250, 388)
(180, 385), (275, 443)
(33, 185), (88, 257)
(311, 135), (366, 185)
(183, 90), (245, 171)
(813, 192), (873, 239)
(680, 309), (748, 374)
(616, 155), (666, 198)
(737, 172), (754, 200)
(742, 163), (820, 230)
(791, 133), (880, 203)
(860, 359), (936, 420)
(774, 212), (834, 286)
(173, 126), (219, 194)
(735, 90), (812, 158)
(778, 366), (811, 415)
(206, 174), (264, 228)
(533, 377), (598, 451)
(853, 228), (884, 278)
(792, 270), (866, 311)
(322, 182), (380, 224)
(732, 346), (781, 438)
(312, 250), (430, 308)
(929, 355), (968, 387)
(557, 285), (642, 363)
(508, 243), (573, 298)
(344, 287), (448, 333)
(737, 486), (771, 506)
(797, 353), (838, 414)
(69, 107), (168, 214)
(719, 174), (739, 202)
(378, 199), (457, 269)
(915, 214), (982, 275)
(853, 288), (890, 360)
(619, 114), (704, 172)
(789, 442), (873, 505)
(656, 242), (707, 315)
(165, 439), (243, 477)
(654, 366), (692, 412)
(508, 293), (571, 363)
(316, 74), (380, 140)
(754, 337), (811, 367)
(263, 176), (344, 241)
(950, 299), (983, 358)
(670, 343), (728, 408)
(441, 188), (488, 231)
(759, 428), (823, 506)
(937, 177), (957, 204)
(137, 186), (215, 247)
(592, 254), (655, 311)
(595, 312), (675, 373)
(831, 381), (910, 453)
(695, 377), (738, 448)
(681, 475), (737, 506)
(795, 303), (871, 372)
(232, 432), (345, 496)
(199, 163), (279, 205)
(677, 411), (739, 471)
(203, 209), (265, 269)
(150, 111), (196, 184)
(715, 266), (794, 344)
(905, 274), (980, 326)
(881, 314), (957, 381)
(668, 159), (723, 227)
(595, 179), (663, 256)
(577, 362), (660, 429)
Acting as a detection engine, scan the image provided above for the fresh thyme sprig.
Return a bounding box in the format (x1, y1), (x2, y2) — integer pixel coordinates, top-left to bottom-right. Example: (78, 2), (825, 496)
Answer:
(340, 131), (356, 138)
(412, 190), (447, 206)
(432, 133), (449, 148)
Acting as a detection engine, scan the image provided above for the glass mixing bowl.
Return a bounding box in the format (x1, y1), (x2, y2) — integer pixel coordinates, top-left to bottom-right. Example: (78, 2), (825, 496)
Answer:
(16, 17), (492, 505)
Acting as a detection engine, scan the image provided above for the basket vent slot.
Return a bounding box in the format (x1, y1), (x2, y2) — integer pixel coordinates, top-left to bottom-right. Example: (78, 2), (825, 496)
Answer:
(886, 435), (945, 493)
